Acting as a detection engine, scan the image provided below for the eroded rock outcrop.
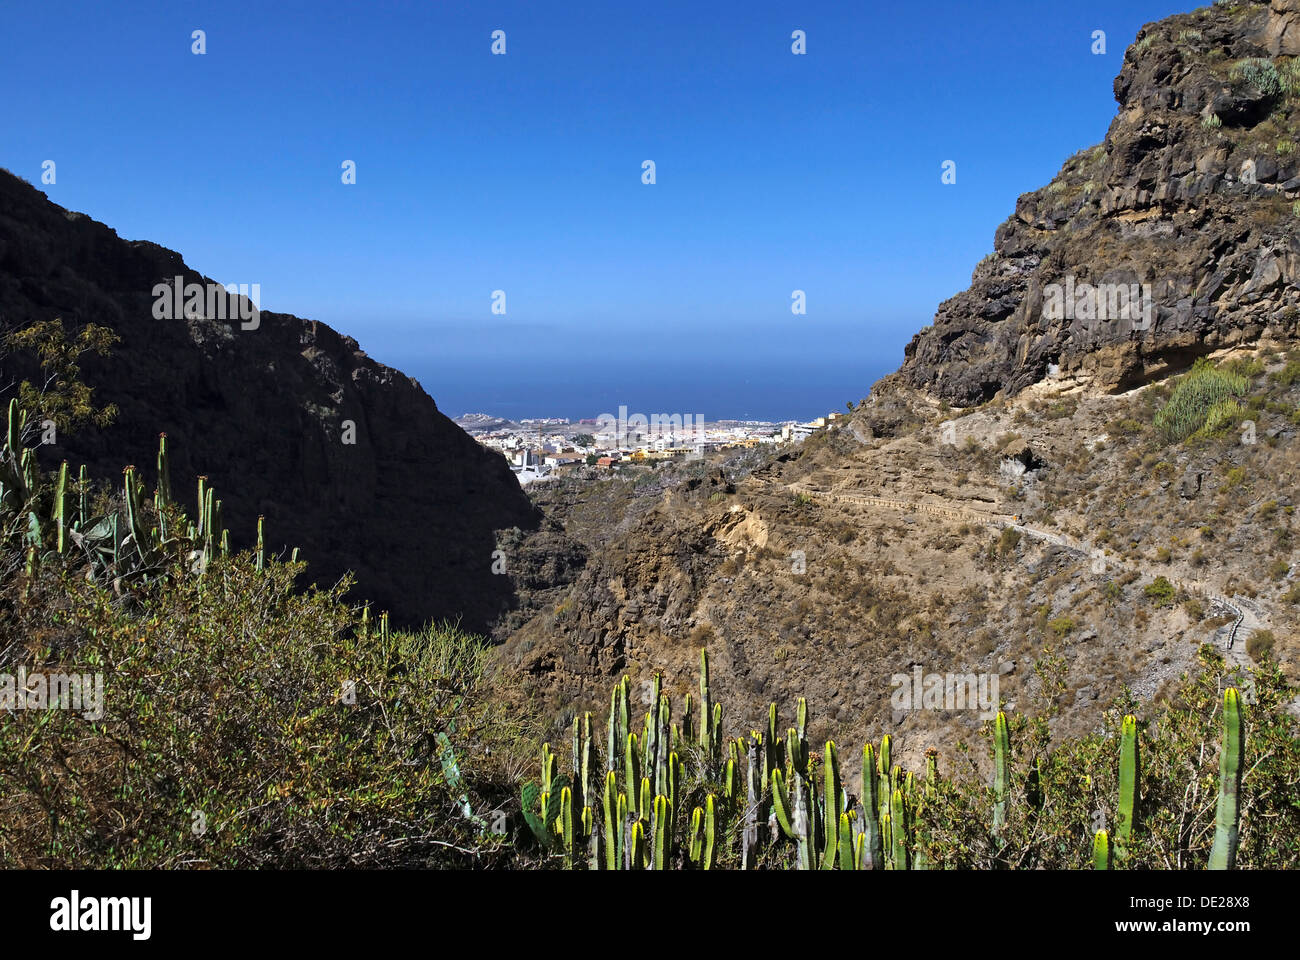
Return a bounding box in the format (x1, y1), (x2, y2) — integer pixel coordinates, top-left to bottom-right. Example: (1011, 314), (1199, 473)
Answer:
(901, 0), (1300, 404)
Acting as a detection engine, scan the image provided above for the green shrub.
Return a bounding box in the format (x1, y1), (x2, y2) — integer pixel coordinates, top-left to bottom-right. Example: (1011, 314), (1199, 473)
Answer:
(1143, 576), (1177, 607)
(1246, 629), (1276, 661)
(1047, 616), (1075, 638)
(1230, 58), (1283, 96)
(1154, 359), (1250, 442)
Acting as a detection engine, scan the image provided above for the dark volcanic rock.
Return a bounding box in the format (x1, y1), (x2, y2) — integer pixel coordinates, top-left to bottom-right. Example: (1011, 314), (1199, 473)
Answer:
(900, 0), (1300, 405)
(0, 169), (538, 631)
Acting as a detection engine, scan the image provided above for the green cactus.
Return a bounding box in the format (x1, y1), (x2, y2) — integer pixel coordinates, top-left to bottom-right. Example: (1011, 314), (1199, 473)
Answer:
(255, 515), (265, 571)
(541, 742), (556, 796)
(629, 820), (646, 870)
(711, 702), (724, 759)
(742, 737), (759, 869)
(520, 782), (547, 845)
(602, 771), (619, 870)
(123, 466), (149, 563)
(703, 794), (717, 870)
(560, 786), (576, 868)
(820, 741), (842, 870)
(77, 464), (88, 529)
(624, 733), (640, 816)
(877, 735), (892, 817)
(616, 792), (628, 868)
(155, 432), (171, 511)
(1116, 714), (1139, 862)
(891, 787), (909, 869)
(583, 805), (599, 870)
(689, 806), (704, 865)
(838, 812), (855, 870)
(791, 769), (813, 870)
(654, 694), (671, 798)
(1208, 688), (1244, 870)
(771, 768), (795, 838)
(992, 711), (1011, 843)
(6, 398), (21, 460)
(580, 712), (594, 812)
(765, 703), (779, 786)
(698, 647), (711, 753)
(861, 743), (883, 869)
(53, 461), (67, 554)
(607, 682), (621, 775)
(652, 794), (669, 869)
(881, 810), (894, 869)
(1093, 829), (1111, 870)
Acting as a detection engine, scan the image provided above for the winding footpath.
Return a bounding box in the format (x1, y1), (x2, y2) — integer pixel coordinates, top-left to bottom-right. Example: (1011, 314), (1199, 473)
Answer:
(784, 481), (1284, 711)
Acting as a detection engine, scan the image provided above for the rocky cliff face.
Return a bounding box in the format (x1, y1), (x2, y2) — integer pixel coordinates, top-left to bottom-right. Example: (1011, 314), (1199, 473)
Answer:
(901, 0), (1300, 405)
(0, 169), (538, 631)
(500, 1), (1300, 767)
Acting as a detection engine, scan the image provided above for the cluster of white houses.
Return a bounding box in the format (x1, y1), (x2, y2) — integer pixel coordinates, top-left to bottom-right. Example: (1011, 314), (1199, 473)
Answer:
(471, 413), (841, 486)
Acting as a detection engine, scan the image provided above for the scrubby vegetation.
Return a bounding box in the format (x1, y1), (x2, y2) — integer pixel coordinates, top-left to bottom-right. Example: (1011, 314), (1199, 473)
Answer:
(0, 399), (530, 867)
(517, 648), (1297, 869)
(1153, 358), (1251, 442)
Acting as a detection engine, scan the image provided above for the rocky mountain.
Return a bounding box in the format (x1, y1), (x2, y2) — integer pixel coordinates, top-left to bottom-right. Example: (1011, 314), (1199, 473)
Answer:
(901, 0), (1300, 405)
(500, 1), (1300, 774)
(0, 169), (538, 631)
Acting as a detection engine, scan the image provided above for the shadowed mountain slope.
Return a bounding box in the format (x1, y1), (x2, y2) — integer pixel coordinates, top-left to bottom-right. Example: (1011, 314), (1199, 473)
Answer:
(0, 168), (538, 630)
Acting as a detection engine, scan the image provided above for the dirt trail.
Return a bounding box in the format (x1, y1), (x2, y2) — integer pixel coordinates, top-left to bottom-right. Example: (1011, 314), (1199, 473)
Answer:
(784, 480), (1286, 712)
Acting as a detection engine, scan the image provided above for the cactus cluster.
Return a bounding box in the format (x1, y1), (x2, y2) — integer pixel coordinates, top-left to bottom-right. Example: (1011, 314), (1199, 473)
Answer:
(0, 398), (292, 590)
(521, 648), (1250, 871)
(521, 648), (947, 869)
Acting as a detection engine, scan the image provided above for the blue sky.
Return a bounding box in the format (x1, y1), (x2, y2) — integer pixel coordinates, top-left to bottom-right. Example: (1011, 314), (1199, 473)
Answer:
(1, 0), (1196, 419)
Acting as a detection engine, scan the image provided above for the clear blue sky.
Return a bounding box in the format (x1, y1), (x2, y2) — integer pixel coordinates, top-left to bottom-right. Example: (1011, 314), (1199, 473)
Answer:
(1, 0), (1195, 419)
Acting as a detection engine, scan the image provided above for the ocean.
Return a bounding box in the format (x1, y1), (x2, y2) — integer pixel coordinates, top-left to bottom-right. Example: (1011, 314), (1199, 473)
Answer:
(403, 354), (900, 424)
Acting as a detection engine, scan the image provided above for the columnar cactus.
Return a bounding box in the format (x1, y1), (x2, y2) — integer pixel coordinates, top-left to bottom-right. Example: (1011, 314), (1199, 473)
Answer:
(53, 461), (67, 554)
(820, 741), (842, 870)
(629, 820), (646, 870)
(689, 806), (704, 864)
(584, 805), (599, 870)
(861, 743), (883, 869)
(625, 733), (641, 817)
(791, 768), (813, 870)
(652, 795), (669, 869)
(742, 737), (760, 869)
(703, 794), (717, 870)
(891, 787), (909, 869)
(1093, 829), (1110, 870)
(992, 711), (1011, 843)
(559, 786), (575, 868)
(155, 432), (171, 513)
(602, 771), (619, 870)
(77, 464), (88, 528)
(699, 648), (712, 752)
(771, 768), (794, 837)
(877, 735), (892, 818)
(837, 812), (855, 870)
(1208, 688), (1243, 870)
(1116, 714), (1139, 862)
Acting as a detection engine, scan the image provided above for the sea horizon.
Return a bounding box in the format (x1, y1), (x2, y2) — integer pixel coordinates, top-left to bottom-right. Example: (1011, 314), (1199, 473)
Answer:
(400, 355), (900, 424)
